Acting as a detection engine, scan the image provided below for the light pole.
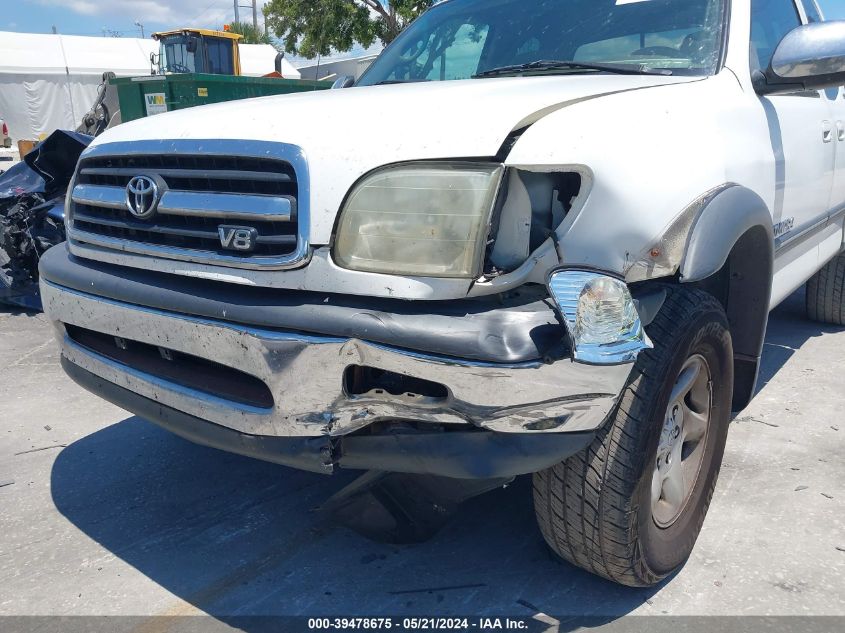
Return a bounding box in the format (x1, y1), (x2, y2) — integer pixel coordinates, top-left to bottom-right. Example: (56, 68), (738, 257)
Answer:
(234, 0), (258, 31)
(134, 20), (145, 39)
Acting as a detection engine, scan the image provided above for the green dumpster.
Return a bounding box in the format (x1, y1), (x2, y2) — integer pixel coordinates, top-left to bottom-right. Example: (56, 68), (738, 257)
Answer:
(112, 74), (331, 123)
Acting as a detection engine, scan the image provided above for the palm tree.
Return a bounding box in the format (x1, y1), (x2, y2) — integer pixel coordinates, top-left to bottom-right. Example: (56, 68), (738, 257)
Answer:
(226, 21), (274, 46)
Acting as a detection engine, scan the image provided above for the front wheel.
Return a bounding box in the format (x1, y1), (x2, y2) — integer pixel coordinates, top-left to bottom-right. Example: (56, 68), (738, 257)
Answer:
(533, 287), (734, 586)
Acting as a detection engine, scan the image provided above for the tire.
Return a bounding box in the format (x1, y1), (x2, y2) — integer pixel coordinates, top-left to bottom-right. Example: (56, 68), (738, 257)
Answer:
(533, 287), (734, 587)
(806, 253), (845, 326)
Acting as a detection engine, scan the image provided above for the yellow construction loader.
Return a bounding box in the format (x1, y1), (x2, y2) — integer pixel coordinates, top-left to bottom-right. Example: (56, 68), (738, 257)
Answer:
(151, 28), (244, 76)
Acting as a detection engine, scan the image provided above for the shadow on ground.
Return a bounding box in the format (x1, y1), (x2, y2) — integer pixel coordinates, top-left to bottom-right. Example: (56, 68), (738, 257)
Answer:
(50, 418), (653, 621)
(0, 303), (40, 316)
(49, 290), (829, 622)
(755, 288), (841, 393)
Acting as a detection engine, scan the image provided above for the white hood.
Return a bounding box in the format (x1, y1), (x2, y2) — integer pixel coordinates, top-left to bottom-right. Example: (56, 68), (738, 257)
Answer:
(94, 75), (691, 243)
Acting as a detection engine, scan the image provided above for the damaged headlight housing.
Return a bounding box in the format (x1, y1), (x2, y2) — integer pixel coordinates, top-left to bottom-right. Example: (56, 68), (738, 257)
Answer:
(334, 162), (504, 278)
(548, 269), (652, 364)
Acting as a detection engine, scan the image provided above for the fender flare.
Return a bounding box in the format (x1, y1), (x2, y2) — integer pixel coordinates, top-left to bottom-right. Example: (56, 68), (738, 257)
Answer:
(679, 184), (775, 411)
(680, 184), (774, 283)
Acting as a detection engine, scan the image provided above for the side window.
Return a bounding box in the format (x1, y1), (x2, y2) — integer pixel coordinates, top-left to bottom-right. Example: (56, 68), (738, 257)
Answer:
(205, 39), (234, 75)
(801, 0), (823, 23)
(750, 0), (802, 71)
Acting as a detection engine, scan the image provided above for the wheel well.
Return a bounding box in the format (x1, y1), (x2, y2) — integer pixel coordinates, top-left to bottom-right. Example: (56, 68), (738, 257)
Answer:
(641, 226), (773, 411)
(686, 225), (773, 411)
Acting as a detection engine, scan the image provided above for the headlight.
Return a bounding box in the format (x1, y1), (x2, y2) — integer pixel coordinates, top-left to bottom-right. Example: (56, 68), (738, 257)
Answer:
(334, 162), (504, 278)
(548, 269), (652, 364)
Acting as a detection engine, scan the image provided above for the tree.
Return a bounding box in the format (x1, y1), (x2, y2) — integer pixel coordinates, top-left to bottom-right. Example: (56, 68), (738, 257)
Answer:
(227, 21), (274, 46)
(263, 0), (433, 58)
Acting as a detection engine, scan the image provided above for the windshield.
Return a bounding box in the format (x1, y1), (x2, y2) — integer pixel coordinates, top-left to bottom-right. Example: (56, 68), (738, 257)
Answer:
(159, 35), (199, 74)
(358, 0), (726, 86)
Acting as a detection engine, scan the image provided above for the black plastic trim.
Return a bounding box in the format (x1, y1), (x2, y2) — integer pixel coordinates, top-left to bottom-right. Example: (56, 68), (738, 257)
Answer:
(40, 245), (566, 364)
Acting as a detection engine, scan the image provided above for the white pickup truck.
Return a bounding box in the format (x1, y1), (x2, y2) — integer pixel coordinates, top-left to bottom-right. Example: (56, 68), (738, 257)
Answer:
(40, 0), (845, 586)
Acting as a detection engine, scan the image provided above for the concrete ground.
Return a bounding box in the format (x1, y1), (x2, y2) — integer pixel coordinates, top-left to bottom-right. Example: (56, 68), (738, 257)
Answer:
(0, 289), (843, 622)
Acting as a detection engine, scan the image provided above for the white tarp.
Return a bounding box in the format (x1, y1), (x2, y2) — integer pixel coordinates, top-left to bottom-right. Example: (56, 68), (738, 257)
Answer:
(0, 32), (298, 143)
(239, 44), (301, 78)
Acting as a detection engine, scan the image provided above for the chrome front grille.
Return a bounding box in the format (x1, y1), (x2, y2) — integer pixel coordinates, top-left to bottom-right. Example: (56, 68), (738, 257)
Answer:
(67, 141), (310, 270)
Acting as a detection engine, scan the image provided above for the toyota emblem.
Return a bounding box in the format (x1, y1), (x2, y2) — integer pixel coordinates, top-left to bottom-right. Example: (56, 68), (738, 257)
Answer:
(125, 175), (160, 219)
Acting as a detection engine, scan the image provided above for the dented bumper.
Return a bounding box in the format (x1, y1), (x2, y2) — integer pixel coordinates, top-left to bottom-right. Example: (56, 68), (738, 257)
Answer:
(39, 250), (633, 476)
(61, 358), (598, 478)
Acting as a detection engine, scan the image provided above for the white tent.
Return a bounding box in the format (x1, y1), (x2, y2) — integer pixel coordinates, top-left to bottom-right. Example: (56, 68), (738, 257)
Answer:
(239, 44), (301, 78)
(0, 32), (156, 142)
(0, 32), (299, 143)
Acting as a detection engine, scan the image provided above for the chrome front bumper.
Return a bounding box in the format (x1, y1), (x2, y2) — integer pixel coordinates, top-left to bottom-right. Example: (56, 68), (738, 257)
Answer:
(41, 280), (633, 439)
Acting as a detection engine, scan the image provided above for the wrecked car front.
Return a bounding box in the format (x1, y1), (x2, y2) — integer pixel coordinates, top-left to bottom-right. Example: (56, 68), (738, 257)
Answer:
(1, 131), (90, 309)
(37, 0), (734, 478)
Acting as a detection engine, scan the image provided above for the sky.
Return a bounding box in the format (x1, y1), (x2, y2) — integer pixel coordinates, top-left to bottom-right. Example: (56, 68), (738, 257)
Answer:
(819, 0), (845, 17)
(2, 0), (275, 38)
(3, 0), (845, 41)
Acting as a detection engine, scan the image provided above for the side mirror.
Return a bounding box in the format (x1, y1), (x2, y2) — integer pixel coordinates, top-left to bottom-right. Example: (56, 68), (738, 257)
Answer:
(332, 75), (355, 89)
(754, 21), (845, 95)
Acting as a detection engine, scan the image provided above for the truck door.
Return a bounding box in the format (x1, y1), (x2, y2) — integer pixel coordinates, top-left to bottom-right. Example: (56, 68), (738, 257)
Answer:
(826, 87), (845, 216)
(752, 0), (836, 304)
(800, 0), (845, 224)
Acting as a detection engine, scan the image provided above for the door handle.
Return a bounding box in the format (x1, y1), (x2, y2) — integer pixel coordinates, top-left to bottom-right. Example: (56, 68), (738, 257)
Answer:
(823, 121), (833, 143)
(838, 121), (845, 142)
